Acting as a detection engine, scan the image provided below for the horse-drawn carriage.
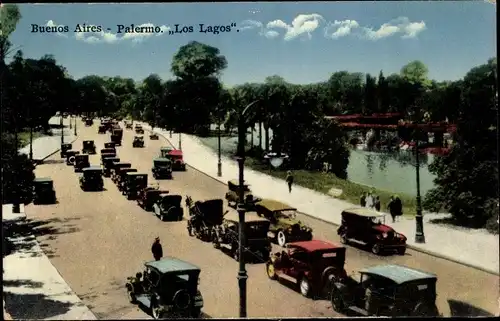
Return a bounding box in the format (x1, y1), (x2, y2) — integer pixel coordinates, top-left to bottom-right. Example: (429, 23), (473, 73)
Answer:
(186, 197), (226, 242)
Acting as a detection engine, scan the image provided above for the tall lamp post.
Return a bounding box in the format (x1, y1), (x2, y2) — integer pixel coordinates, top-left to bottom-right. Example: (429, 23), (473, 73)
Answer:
(217, 122), (222, 177)
(74, 115), (77, 136)
(60, 114), (64, 146)
(414, 124), (425, 243)
(236, 100), (259, 318)
(178, 132), (182, 151)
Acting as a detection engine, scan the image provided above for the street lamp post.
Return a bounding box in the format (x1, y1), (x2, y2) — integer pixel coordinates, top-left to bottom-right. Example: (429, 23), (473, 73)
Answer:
(29, 121), (33, 162)
(12, 119), (20, 214)
(414, 132), (425, 243)
(170, 129), (172, 138)
(236, 100), (259, 318)
(178, 132), (182, 151)
(74, 115), (77, 136)
(60, 114), (64, 146)
(217, 122), (222, 177)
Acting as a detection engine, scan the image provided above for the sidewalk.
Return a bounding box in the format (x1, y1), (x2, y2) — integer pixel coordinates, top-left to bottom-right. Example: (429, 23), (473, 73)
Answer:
(142, 123), (499, 275)
(19, 117), (77, 161)
(3, 205), (96, 320)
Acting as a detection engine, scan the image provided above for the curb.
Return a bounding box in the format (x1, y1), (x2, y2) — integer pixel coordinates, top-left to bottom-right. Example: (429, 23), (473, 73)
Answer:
(148, 125), (500, 276)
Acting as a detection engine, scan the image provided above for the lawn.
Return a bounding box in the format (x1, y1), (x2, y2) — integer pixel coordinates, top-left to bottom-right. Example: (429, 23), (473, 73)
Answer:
(18, 131), (46, 148)
(198, 137), (417, 217)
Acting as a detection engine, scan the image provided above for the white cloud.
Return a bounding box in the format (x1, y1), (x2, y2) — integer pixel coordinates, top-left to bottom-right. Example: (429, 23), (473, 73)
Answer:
(266, 13), (324, 41)
(264, 30), (280, 39)
(46, 20), (68, 38)
(362, 17), (426, 40)
(324, 20), (360, 39)
(74, 23), (170, 44)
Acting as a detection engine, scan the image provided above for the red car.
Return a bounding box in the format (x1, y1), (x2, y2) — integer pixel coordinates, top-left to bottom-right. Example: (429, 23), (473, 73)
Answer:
(266, 240), (347, 298)
(168, 149), (187, 171)
(337, 208), (407, 255)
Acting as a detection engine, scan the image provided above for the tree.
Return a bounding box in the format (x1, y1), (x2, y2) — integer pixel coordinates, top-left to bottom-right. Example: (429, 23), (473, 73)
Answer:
(171, 41), (228, 80)
(364, 73), (378, 114)
(423, 58), (498, 229)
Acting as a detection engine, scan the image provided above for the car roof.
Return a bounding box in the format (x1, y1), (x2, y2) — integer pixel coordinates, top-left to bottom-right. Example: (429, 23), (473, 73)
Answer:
(127, 172), (146, 176)
(360, 264), (437, 284)
(145, 257), (200, 274)
(134, 135), (144, 138)
(257, 199), (296, 212)
(228, 179), (249, 186)
(224, 210), (267, 223)
(84, 140), (94, 143)
(34, 177), (52, 183)
(76, 154), (89, 158)
(342, 207), (385, 218)
(288, 240), (344, 252)
(169, 149), (183, 156)
(161, 146), (173, 150)
(115, 162), (131, 166)
(83, 166), (102, 171)
(154, 158), (171, 162)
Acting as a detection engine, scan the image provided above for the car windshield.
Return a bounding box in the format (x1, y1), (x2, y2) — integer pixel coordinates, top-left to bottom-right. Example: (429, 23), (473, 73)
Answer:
(156, 161), (169, 167)
(276, 210), (297, 219)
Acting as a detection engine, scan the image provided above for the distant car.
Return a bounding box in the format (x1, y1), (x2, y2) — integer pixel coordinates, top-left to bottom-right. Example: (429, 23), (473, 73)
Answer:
(137, 187), (169, 212)
(266, 240), (347, 298)
(126, 258), (204, 319)
(82, 140), (96, 154)
(337, 208), (407, 255)
(135, 125), (144, 134)
(254, 199), (313, 247)
(150, 133), (159, 140)
(79, 167), (104, 191)
(33, 177), (56, 204)
(330, 264), (440, 317)
(65, 150), (80, 166)
(133, 136), (145, 148)
(151, 158), (173, 179)
(159, 146), (174, 158)
(74, 154), (90, 172)
(122, 173), (148, 199)
(166, 150), (186, 171)
(153, 194), (184, 221)
(60, 143), (72, 158)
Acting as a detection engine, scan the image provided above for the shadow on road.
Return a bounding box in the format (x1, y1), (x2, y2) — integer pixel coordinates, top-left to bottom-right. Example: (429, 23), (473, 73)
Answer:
(3, 279), (44, 289)
(4, 291), (76, 320)
(448, 299), (495, 317)
(42, 159), (66, 165)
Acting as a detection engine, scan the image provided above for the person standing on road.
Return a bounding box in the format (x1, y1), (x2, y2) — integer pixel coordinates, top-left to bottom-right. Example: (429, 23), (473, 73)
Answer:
(360, 193), (367, 207)
(365, 191), (374, 208)
(286, 171), (294, 193)
(388, 195), (403, 223)
(151, 237), (163, 261)
(374, 196), (381, 211)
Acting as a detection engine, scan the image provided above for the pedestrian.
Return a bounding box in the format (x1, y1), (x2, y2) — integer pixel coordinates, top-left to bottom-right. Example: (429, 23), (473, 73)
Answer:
(285, 170), (294, 193)
(151, 237), (163, 261)
(388, 195), (402, 223)
(360, 192), (367, 207)
(365, 191), (374, 208)
(374, 196), (381, 211)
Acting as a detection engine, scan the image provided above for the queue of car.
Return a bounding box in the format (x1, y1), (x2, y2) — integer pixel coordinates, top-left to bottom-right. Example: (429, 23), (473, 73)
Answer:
(31, 117), (439, 319)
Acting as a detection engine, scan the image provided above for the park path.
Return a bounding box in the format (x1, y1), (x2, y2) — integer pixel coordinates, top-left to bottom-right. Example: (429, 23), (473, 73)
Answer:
(141, 123), (499, 275)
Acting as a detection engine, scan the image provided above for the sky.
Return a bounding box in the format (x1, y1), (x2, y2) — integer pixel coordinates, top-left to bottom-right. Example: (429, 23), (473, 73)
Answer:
(7, 1), (497, 86)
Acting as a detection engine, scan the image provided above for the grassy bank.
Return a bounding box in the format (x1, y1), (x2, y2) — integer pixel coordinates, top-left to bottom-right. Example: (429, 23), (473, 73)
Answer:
(18, 131), (46, 147)
(198, 137), (417, 216)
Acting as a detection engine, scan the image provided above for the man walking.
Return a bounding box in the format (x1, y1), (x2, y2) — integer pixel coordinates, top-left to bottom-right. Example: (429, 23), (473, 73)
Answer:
(360, 193), (367, 207)
(388, 195), (403, 223)
(286, 171), (294, 193)
(151, 237), (163, 261)
(365, 191), (374, 208)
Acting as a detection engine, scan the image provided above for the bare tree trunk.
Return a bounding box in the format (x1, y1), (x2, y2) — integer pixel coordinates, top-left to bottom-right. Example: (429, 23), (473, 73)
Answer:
(264, 123), (270, 152)
(250, 124), (254, 148)
(258, 121), (263, 150)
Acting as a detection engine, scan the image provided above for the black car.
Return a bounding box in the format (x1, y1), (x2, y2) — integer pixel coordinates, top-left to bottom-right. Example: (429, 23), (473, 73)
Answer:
(123, 173), (148, 199)
(79, 167), (104, 191)
(126, 258), (204, 319)
(74, 154), (90, 172)
(33, 177), (57, 204)
(82, 140), (96, 154)
(133, 136), (145, 148)
(152, 158), (172, 179)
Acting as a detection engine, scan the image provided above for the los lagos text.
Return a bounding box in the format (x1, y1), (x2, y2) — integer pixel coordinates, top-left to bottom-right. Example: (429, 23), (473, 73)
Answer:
(170, 23), (237, 35)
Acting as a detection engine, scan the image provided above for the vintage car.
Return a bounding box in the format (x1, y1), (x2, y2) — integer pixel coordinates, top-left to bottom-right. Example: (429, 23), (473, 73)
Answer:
(74, 154), (90, 172)
(85, 118), (93, 126)
(111, 128), (123, 146)
(79, 166), (104, 191)
(150, 132), (159, 140)
(33, 177), (57, 204)
(133, 136), (145, 148)
(98, 124), (107, 134)
(60, 143), (72, 158)
(137, 187), (169, 211)
(101, 153), (116, 166)
(116, 168), (138, 191)
(224, 179), (260, 208)
(102, 157), (120, 177)
(255, 199), (313, 247)
(153, 194), (184, 221)
(111, 162), (132, 183)
(186, 197), (225, 241)
(104, 142), (115, 150)
(267, 240), (347, 298)
(125, 258), (204, 319)
(100, 147), (116, 156)
(330, 264), (439, 317)
(66, 150), (80, 165)
(152, 158), (173, 179)
(337, 208), (407, 255)
(122, 173), (148, 199)
(213, 211), (272, 263)
(125, 121), (133, 129)
(135, 124), (144, 134)
(82, 140), (96, 154)
(159, 146), (174, 158)
(167, 150), (186, 171)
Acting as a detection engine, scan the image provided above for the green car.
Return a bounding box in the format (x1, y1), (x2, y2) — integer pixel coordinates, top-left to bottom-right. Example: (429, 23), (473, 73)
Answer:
(255, 199), (313, 247)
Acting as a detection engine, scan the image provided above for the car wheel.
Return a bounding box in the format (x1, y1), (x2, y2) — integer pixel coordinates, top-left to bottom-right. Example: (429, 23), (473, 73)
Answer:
(266, 263), (277, 280)
(412, 302), (439, 317)
(330, 289), (345, 312)
(127, 290), (136, 303)
(277, 230), (287, 247)
(299, 277), (312, 297)
(397, 247), (406, 255)
(151, 300), (163, 319)
(339, 234), (348, 244)
(371, 243), (381, 255)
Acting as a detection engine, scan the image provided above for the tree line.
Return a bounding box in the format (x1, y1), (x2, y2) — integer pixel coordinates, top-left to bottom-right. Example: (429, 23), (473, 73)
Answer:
(1, 4), (497, 230)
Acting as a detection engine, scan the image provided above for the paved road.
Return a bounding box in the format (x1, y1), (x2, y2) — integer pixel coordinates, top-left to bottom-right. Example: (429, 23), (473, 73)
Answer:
(26, 119), (499, 318)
